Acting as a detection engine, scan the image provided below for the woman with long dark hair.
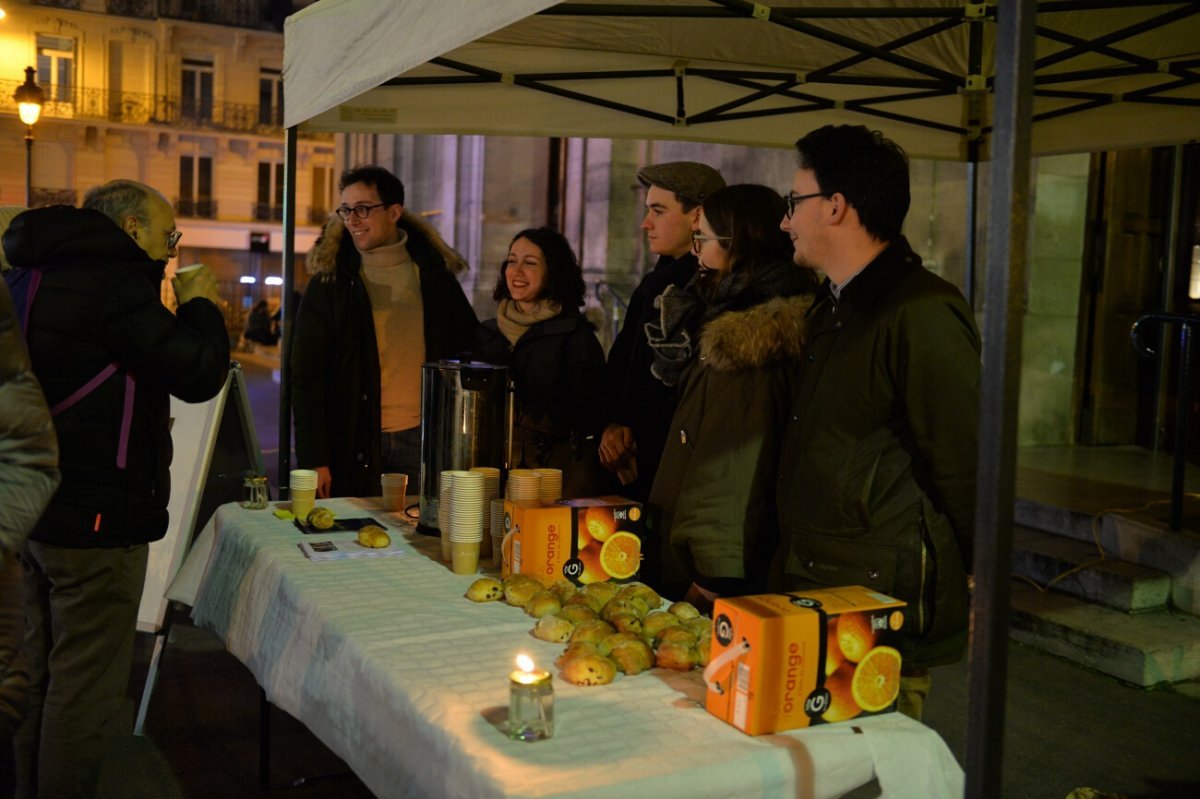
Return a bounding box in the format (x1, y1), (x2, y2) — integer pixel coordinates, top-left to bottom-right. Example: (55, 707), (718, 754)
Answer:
(645, 184), (818, 606)
(475, 227), (606, 497)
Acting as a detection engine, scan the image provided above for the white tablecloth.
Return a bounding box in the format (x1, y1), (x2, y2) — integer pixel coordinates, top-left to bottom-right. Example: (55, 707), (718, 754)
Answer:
(172, 498), (963, 799)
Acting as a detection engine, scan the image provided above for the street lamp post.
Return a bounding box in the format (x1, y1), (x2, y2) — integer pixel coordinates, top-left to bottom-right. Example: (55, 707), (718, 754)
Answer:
(14, 66), (45, 208)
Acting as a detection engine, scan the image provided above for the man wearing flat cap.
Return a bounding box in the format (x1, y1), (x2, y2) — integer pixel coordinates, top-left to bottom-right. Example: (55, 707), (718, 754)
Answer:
(597, 161), (724, 583)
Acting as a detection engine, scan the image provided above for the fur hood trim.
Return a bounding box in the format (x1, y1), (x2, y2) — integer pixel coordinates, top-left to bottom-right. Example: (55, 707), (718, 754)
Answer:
(698, 294), (813, 372)
(305, 211), (469, 278)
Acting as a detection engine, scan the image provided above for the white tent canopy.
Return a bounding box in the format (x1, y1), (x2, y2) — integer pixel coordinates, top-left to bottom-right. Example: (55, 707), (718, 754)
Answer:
(284, 0), (1200, 160)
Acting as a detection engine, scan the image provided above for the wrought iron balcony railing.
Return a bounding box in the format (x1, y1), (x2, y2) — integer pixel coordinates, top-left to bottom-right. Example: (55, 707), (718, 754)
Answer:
(0, 80), (331, 141)
(31, 188), (79, 208)
(253, 203), (284, 222)
(176, 198), (219, 219)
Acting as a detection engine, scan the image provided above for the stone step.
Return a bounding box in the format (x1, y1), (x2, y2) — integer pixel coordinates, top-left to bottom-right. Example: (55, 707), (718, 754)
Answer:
(1008, 580), (1200, 687)
(1014, 497), (1200, 617)
(1011, 526), (1171, 613)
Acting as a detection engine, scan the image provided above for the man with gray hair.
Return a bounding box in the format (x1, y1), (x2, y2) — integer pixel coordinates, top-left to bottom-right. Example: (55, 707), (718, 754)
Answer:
(2, 180), (229, 797)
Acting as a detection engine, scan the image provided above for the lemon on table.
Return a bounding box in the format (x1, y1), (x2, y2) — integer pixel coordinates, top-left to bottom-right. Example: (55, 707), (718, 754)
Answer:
(356, 525), (390, 548)
(306, 507), (335, 530)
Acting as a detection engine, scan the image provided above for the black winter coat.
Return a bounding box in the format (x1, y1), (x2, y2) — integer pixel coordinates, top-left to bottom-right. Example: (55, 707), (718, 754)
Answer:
(2, 205), (230, 548)
(290, 213), (479, 498)
(598, 252), (698, 501)
(476, 310), (606, 497)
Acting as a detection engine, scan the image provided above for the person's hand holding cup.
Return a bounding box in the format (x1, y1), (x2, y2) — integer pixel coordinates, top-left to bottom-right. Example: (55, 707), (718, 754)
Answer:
(172, 263), (220, 306)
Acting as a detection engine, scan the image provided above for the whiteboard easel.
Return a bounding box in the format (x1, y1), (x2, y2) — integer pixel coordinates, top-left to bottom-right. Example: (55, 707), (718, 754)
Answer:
(137, 362), (264, 633)
(134, 362), (264, 735)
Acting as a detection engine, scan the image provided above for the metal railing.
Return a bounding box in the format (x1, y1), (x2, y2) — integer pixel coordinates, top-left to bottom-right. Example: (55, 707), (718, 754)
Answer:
(593, 280), (630, 352)
(31, 187), (77, 207)
(0, 80), (331, 141)
(176, 198), (219, 219)
(253, 203), (284, 222)
(1131, 311), (1200, 530)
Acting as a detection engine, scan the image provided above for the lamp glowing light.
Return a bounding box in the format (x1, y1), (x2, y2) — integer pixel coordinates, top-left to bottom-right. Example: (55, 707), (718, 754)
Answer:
(13, 66), (45, 207)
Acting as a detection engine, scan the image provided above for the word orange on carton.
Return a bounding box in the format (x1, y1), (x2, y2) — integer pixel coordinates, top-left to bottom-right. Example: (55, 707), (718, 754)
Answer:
(502, 496), (642, 586)
(705, 586), (906, 735)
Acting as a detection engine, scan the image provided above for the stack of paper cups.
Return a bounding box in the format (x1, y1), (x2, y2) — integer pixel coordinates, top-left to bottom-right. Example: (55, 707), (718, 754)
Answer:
(381, 472), (408, 513)
(447, 470), (485, 575)
(506, 469), (541, 501)
(534, 468), (563, 502)
(439, 470), (463, 562)
(289, 469), (318, 520)
(490, 498), (506, 569)
(470, 466), (501, 559)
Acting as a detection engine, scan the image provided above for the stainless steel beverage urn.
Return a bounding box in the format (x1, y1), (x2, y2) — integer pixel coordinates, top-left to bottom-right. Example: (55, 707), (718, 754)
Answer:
(417, 360), (510, 532)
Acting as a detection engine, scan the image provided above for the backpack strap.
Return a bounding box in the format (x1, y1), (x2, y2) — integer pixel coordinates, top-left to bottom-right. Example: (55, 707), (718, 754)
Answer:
(10, 266), (135, 470)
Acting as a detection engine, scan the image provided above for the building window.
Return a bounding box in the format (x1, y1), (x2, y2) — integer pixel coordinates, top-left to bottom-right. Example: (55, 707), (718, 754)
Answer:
(256, 162), (284, 221)
(311, 165), (334, 224)
(36, 34), (75, 106)
(259, 67), (283, 128)
(181, 58), (214, 122)
(179, 155), (215, 218)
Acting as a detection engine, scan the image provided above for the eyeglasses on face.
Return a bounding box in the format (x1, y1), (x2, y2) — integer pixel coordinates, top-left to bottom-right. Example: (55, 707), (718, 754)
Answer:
(167, 230), (182, 248)
(691, 231), (731, 255)
(784, 191), (828, 218)
(335, 203), (387, 221)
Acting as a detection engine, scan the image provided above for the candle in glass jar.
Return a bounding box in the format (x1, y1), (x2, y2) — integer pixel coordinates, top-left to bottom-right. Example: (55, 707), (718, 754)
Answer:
(508, 654), (554, 741)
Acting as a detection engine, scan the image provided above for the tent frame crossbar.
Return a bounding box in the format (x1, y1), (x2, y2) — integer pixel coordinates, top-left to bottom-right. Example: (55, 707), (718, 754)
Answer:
(361, 3), (1197, 147)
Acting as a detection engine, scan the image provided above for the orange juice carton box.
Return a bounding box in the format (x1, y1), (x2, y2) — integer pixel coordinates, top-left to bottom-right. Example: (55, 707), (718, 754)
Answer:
(502, 496), (642, 586)
(705, 585), (906, 735)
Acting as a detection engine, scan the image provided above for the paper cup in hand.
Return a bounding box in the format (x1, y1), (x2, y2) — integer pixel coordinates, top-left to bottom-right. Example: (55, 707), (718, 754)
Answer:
(173, 262), (206, 286)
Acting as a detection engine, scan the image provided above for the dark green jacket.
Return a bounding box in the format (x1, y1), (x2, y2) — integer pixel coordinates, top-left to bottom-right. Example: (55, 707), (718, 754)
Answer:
(771, 237), (980, 668)
(649, 292), (812, 597)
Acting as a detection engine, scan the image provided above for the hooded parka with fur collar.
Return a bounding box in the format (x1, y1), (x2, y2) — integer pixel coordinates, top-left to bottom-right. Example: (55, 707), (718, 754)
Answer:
(290, 213), (478, 498)
(648, 282), (812, 597)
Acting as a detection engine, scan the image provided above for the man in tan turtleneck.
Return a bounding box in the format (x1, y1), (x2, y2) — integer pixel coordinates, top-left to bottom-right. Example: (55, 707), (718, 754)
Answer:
(291, 166), (478, 499)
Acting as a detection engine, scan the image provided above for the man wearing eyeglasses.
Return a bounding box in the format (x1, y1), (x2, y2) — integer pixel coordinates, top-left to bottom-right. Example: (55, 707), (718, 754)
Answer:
(772, 126), (980, 722)
(596, 161), (725, 504)
(2, 180), (229, 797)
(291, 165), (478, 500)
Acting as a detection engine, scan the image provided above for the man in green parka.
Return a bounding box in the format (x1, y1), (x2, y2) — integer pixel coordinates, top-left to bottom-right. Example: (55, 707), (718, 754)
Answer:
(772, 125), (980, 721)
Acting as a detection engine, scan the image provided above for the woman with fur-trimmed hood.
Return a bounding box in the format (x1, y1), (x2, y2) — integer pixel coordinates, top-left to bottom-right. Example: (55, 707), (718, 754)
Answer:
(645, 184), (816, 609)
(290, 167), (478, 500)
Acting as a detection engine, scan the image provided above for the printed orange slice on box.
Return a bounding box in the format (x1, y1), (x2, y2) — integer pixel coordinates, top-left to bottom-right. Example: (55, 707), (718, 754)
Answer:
(837, 611), (877, 663)
(584, 506), (616, 543)
(821, 662), (863, 723)
(851, 645), (901, 712)
(599, 532), (641, 580)
(577, 542), (607, 584)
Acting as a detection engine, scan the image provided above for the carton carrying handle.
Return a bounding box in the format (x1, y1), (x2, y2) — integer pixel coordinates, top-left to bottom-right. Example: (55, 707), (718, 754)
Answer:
(501, 529), (515, 572)
(703, 638), (751, 694)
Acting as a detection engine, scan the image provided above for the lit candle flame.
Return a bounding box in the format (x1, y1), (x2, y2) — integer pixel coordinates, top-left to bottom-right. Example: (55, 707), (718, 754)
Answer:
(516, 654), (535, 673)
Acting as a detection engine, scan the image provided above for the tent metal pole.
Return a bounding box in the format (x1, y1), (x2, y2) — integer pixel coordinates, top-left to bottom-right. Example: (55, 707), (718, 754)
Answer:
(965, 0), (1035, 796)
(1155, 146), (1186, 450)
(965, 160), (978, 309)
(278, 126), (298, 498)
(963, 1), (985, 309)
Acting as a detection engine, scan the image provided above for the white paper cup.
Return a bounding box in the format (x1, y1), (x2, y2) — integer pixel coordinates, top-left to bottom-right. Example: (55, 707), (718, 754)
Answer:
(290, 487), (315, 520)
(535, 468), (563, 502)
(381, 473), (408, 512)
(490, 529), (503, 568)
(450, 540), (480, 575)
